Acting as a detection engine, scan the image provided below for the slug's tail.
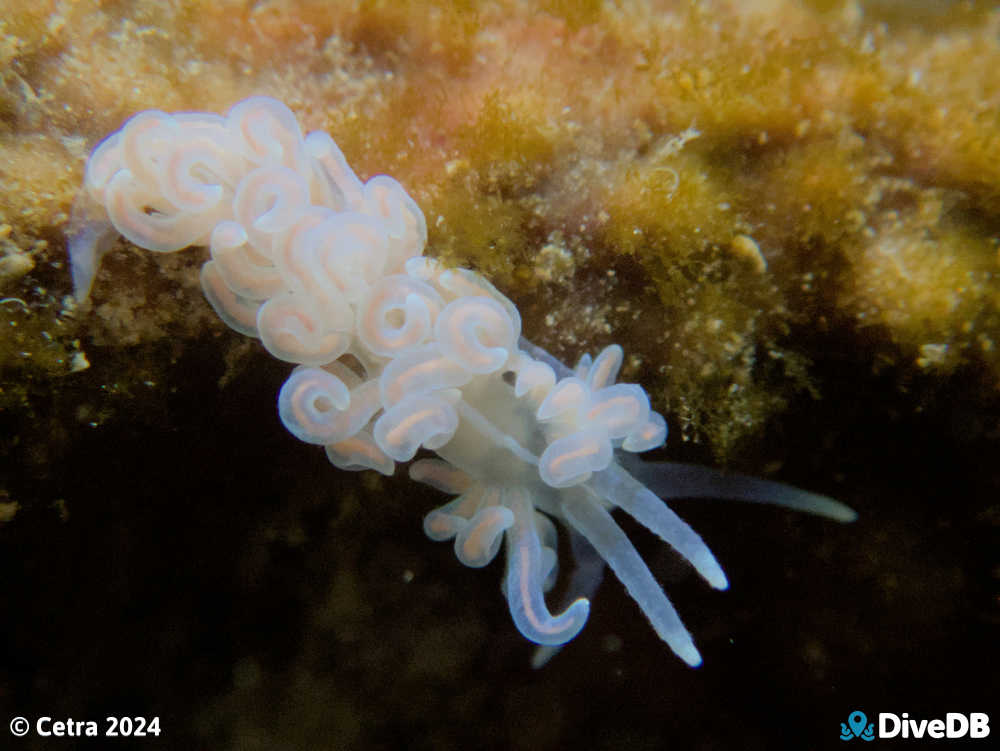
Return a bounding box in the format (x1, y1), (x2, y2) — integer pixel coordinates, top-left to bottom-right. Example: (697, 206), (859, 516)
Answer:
(66, 194), (117, 302)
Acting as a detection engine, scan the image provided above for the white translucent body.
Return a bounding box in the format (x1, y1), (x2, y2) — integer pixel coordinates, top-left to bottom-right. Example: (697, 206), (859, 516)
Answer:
(70, 97), (856, 667)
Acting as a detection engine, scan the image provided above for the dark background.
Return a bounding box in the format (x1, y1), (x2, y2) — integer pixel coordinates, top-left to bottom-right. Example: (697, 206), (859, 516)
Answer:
(1, 323), (997, 750)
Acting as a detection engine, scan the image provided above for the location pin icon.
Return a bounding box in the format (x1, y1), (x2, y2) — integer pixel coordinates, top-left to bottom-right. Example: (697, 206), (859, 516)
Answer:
(848, 711), (868, 738)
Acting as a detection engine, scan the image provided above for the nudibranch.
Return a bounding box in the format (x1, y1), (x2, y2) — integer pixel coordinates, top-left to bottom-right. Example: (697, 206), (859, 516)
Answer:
(67, 97), (855, 667)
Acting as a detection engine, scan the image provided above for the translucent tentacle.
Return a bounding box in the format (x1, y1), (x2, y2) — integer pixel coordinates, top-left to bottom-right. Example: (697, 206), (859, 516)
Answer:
(454, 505), (514, 568)
(517, 336), (573, 379)
(503, 489), (590, 645)
(422, 486), (488, 541)
(590, 463), (729, 590)
(408, 459), (472, 495)
(619, 455), (857, 523)
(530, 528), (606, 669)
(560, 487), (702, 667)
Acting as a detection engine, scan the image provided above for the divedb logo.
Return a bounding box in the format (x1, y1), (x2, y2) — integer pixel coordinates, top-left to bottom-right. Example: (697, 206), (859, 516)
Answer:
(840, 710), (990, 741)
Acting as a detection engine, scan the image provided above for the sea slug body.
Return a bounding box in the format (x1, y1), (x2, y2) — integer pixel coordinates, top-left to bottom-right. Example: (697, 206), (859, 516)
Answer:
(68, 97), (855, 667)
